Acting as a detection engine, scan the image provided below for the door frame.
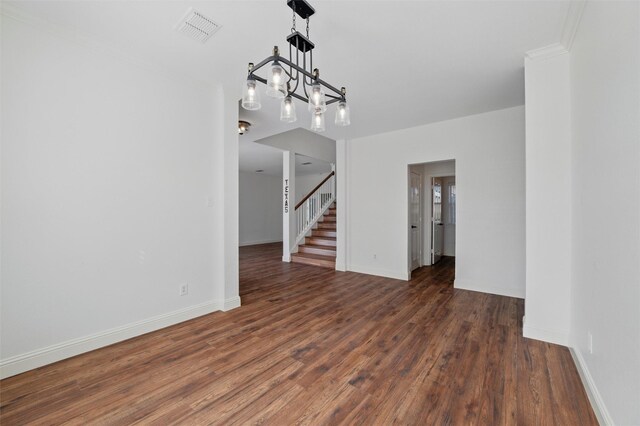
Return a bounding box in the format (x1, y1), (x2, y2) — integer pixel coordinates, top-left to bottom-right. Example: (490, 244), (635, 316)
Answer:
(408, 169), (423, 273)
(406, 161), (456, 279)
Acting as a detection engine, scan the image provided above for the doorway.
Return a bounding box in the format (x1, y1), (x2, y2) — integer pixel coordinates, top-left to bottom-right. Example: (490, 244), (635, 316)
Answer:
(431, 175), (456, 264)
(408, 160), (456, 278)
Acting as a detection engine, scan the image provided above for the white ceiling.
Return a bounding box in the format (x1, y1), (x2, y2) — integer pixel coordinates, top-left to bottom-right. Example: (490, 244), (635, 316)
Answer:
(5, 0), (571, 173)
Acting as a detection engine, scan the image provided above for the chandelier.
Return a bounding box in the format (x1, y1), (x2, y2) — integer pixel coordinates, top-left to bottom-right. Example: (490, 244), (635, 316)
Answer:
(241, 0), (351, 133)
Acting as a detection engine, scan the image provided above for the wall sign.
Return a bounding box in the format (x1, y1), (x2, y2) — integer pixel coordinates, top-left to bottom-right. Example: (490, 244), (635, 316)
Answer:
(283, 179), (289, 213)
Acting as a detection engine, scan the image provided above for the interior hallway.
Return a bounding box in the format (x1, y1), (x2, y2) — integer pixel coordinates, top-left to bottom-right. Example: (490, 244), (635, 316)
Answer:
(0, 243), (596, 424)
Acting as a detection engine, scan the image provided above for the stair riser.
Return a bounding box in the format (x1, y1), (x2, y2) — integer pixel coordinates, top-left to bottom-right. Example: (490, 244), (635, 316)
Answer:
(317, 223), (336, 230)
(298, 246), (337, 256)
(305, 238), (337, 247)
(323, 216), (336, 222)
(291, 256), (335, 269)
(313, 230), (337, 238)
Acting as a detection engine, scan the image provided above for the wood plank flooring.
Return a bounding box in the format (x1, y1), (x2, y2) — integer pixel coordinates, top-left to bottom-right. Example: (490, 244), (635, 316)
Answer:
(1, 243), (597, 425)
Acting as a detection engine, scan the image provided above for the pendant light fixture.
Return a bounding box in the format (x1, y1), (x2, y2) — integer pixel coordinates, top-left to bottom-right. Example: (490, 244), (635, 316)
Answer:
(241, 0), (351, 132)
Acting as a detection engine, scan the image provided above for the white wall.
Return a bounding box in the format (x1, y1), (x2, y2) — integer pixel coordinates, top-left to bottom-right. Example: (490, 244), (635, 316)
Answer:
(295, 171), (332, 204)
(239, 172), (282, 246)
(1, 14), (238, 377)
(569, 2), (640, 424)
(523, 52), (572, 346)
(347, 106), (525, 298)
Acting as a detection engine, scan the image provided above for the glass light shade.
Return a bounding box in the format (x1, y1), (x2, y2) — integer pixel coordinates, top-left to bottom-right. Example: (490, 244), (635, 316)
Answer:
(280, 96), (297, 123)
(242, 78), (261, 110)
(310, 109), (325, 133)
(335, 100), (351, 126)
(266, 62), (286, 98)
(307, 83), (326, 112)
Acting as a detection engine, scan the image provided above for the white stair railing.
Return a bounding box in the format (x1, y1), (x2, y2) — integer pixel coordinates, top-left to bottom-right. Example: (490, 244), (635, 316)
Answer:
(294, 172), (335, 248)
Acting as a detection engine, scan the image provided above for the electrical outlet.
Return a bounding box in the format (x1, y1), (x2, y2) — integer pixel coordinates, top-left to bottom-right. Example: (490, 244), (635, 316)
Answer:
(179, 283), (188, 296)
(588, 331), (593, 354)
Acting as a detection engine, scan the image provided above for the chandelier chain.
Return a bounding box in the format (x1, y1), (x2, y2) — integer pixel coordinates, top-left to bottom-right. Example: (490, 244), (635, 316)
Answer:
(306, 17), (310, 38)
(291, 3), (296, 32)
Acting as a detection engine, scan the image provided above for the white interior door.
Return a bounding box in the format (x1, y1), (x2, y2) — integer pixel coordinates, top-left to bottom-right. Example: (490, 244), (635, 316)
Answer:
(410, 171), (422, 271)
(431, 177), (444, 264)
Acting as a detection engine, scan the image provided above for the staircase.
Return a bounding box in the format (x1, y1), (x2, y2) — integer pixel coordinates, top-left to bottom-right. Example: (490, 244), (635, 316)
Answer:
(291, 203), (336, 269)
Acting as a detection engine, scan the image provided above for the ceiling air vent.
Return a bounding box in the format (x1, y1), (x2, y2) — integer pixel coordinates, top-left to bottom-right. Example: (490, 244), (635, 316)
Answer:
(176, 8), (221, 43)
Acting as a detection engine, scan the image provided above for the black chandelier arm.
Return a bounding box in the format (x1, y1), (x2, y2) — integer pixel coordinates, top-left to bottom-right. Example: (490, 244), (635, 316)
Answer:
(251, 74), (268, 85)
(288, 91), (309, 104)
(302, 51), (314, 87)
(277, 56), (344, 98)
(248, 55), (278, 75)
(248, 55), (346, 101)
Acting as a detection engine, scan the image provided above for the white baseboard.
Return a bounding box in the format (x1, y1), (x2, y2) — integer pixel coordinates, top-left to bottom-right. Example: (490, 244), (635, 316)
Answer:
(347, 264), (409, 281)
(239, 238), (282, 247)
(522, 319), (570, 347)
(570, 347), (613, 425)
(222, 296), (241, 311)
(454, 278), (525, 299)
(0, 297), (241, 379)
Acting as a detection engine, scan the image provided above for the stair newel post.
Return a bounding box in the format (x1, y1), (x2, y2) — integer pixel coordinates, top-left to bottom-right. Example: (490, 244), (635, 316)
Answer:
(282, 150), (296, 262)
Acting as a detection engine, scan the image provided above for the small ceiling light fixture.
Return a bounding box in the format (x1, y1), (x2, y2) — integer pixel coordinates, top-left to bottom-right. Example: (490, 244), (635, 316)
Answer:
(241, 0), (351, 133)
(238, 120), (251, 135)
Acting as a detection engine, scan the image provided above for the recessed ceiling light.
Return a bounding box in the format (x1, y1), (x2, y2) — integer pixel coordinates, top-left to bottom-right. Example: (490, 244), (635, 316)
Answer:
(238, 121), (251, 135)
(255, 169), (264, 173)
(301, 162), (312, 165)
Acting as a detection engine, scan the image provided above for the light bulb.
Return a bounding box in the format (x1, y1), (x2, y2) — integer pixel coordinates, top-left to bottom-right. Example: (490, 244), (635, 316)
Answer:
(266, 62), (286, 98)
(335, 100), (351, 126)
(307, 83), (326, 112)
(280, 95), (297, 123)
(241, 78), (261, 110)
(310, 109), (325, 132)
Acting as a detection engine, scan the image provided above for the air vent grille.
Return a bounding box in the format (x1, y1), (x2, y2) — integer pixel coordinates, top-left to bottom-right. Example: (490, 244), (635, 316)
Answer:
(176, 8), (221, 43)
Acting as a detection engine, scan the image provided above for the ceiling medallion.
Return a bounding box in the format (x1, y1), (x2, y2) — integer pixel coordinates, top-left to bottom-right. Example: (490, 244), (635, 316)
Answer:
(241, 0), (351, 133)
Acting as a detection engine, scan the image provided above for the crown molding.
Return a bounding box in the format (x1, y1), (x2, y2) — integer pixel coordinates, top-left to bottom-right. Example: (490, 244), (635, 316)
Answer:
(525, 43), (569, 61)
(524, 0), (586, 61)
(561, 0), (587, 51)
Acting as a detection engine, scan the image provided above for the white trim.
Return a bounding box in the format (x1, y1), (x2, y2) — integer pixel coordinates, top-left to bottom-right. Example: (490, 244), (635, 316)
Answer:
(222, 296), (242, 312)
(521, 319), (570, 346)
(239, 238), (282, 247)
(454, 278), (525, 299)
(525, 43), (569, 61)
(335, 140), (347, 272)
(525, 1), (585, 61)
(0, 298), (239, 379)
(570, 347), (614, 426)
(347, 264), (409, 281)
(561, 0), (587, 51)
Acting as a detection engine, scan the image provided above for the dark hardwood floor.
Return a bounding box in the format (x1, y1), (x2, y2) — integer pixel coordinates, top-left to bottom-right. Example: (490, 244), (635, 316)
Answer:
(1, 243), (597, 425)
